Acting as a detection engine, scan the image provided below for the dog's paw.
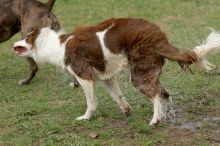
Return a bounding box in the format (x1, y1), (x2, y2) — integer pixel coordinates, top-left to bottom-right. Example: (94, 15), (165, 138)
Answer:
(120, 101), (131, 116)
(149, 117), (161, 126)
(121, 105), (131, 116)
(75, 115), (91, 120)
(18, 79), (29, 85)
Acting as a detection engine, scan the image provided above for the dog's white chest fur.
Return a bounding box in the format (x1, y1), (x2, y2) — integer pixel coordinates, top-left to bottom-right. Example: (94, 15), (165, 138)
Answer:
(95, 27), (128, 80)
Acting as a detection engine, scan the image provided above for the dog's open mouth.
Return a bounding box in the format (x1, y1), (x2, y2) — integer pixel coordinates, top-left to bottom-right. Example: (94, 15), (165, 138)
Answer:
(14, 46), (27, 55)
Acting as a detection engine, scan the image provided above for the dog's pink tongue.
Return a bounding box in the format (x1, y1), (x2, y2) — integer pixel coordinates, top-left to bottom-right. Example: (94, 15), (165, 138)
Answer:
(15, 46), (27, 54)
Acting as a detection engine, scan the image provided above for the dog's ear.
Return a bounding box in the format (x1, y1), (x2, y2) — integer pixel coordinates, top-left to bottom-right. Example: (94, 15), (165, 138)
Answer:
(30, 28), (41, 38)
(46, 0), (56, 12)
(25, 28), (41, 46)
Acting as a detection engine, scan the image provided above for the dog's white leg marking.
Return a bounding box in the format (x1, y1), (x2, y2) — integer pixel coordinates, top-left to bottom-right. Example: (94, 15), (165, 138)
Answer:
(66, 66), (97, 120)
(75, 77), (97, 120)
(149, 94), (165, 126)
(103, 76), (130, 114)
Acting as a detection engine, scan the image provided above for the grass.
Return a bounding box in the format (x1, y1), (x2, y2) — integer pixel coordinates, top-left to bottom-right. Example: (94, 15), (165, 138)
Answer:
(1, 0), (220, 145)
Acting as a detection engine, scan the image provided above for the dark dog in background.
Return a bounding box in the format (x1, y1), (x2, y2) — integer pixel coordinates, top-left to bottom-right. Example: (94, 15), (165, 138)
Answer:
(0, 0), (79, 87)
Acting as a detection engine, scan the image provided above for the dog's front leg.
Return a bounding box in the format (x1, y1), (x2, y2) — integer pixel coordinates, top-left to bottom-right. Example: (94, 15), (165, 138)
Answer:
(75, 77), (97, 120)
(19, 57), (38, 84)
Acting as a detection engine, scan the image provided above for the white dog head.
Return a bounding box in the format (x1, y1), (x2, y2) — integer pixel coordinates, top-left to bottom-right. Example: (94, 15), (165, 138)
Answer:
(13, 30), (40, 57)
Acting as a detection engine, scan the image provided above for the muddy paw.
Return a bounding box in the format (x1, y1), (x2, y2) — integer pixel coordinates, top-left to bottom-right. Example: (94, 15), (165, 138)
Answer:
(121, 104), (132, 117)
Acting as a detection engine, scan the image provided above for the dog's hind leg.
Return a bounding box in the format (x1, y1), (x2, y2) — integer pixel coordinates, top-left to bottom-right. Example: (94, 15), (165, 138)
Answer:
(129, 53), (168, 125)
(103, 76), (131, 115)
(149, 93), (168, 125)
(131, 68), (168, 125)
(19, 57), (38, 85)
(74, 76), (97, 120)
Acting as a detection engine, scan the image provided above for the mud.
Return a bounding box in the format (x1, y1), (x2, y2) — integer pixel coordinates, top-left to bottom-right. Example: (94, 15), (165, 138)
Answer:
(161, 91), (220, 145)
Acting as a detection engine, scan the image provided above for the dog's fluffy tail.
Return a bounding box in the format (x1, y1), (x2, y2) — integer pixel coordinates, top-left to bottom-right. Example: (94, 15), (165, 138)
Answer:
(193, 30), (220, 71)
(156, 31), (220, 71)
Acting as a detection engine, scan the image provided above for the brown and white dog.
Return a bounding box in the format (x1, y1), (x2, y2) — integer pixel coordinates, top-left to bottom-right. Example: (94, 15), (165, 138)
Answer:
(13, 18), (218, 125)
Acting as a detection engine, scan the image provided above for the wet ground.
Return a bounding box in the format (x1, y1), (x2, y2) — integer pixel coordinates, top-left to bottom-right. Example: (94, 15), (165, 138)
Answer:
(159, 91), (220, 146)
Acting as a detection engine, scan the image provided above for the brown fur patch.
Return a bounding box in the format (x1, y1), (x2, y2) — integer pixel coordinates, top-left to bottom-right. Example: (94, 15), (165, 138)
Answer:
(59, 33), (74, 44)
(25, 30), (40, 47)
(64, 29), (105, 80)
